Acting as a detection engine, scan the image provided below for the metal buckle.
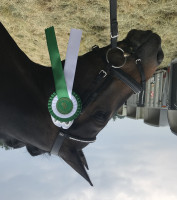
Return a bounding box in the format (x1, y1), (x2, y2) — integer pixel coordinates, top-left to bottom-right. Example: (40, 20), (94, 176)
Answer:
(91, 45), (99, 51)
(59, 132), (65, 137)
(99, 70), (107, 78)
(111, 34), (118, 39)
(136, 59), (142, 64)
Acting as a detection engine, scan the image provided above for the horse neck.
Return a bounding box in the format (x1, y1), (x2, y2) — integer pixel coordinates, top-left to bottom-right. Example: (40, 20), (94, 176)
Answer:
(28, 62), (55, 102)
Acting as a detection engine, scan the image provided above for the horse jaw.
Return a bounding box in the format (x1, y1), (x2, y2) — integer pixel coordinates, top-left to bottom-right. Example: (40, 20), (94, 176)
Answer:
(60, 148), (93, 186)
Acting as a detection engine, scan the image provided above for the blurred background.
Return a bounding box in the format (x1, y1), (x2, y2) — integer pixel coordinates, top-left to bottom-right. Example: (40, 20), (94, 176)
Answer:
(1, 119), (177, 200)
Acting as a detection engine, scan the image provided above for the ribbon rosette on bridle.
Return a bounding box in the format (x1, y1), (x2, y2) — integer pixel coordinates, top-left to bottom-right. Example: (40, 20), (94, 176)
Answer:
(45, 27), (82, 129)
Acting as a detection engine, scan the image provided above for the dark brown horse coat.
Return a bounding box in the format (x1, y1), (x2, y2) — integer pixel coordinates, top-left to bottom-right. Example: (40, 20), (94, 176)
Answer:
(0, 22), (164, 185)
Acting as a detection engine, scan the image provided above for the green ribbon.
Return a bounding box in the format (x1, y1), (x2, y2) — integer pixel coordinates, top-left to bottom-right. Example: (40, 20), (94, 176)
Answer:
(45, 26), (69, 99)
(45, 27), (73, 114)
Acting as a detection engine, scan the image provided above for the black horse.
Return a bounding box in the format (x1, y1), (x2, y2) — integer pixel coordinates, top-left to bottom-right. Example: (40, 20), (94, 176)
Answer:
(0, 22), (164, 185)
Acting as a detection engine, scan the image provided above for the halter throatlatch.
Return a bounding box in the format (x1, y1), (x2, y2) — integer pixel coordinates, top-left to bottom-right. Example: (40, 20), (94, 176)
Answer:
(51, 132), (96, 156)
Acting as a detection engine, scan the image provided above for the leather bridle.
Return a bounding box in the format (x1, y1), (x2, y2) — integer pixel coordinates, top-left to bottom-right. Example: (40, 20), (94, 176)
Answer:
(50, 0), (146, 155)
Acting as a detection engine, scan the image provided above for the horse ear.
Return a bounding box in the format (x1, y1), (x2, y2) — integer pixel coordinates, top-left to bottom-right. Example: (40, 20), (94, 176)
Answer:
(78, 150), (89, 170)
(61, 148), (93, 186)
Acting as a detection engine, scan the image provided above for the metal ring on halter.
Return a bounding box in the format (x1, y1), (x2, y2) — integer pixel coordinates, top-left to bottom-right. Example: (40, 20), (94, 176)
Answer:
(106, 47), (127, 68)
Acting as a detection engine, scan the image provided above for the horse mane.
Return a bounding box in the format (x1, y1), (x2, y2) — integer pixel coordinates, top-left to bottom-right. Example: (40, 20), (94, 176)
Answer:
(0, 134), (46, 156)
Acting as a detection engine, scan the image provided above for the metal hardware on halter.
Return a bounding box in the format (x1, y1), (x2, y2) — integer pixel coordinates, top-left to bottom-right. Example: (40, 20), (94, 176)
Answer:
(58, 132), (96, 143)
(124, 52), (131, 58)
(91, 45), (99, 51)
(111, 34), (118, 39)
(136, 58), (142, 64)
(106, 47), (127, 68)
(68, 135), (96, 143)
(60, 132), (64, 137)
(99, 70), (107, 78)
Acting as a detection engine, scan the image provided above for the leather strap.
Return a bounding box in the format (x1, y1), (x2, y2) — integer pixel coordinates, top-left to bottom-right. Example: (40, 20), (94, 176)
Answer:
(50, 132), (65, 155)
(110, 0), (118, 48)
(82, 75), (112, 110)
(110, 67), (143, 94)
(136, 59), (146, 106)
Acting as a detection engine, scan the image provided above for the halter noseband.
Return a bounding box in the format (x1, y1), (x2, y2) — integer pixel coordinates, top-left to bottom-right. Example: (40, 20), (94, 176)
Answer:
(51, 132), (96, 155)
(50, 0), (146, 155)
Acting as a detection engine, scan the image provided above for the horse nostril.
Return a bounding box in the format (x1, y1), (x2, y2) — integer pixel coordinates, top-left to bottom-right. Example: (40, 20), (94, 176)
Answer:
(157, 48), (164, 64)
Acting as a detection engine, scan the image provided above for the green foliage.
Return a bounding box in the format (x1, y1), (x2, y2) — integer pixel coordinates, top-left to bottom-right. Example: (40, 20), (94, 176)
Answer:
(112, 113), (125, 121)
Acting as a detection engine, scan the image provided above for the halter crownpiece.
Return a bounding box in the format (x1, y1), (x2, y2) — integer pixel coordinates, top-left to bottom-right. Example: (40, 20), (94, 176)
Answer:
(45, 27), (82, 128)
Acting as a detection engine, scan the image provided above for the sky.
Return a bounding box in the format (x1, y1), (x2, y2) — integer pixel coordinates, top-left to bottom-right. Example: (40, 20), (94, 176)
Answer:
(0, 118), (177, 200)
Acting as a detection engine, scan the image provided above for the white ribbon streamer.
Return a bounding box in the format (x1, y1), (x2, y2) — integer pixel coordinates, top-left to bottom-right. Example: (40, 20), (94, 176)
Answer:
(51, 116), (74, 129)
(64, 29), (82, 99)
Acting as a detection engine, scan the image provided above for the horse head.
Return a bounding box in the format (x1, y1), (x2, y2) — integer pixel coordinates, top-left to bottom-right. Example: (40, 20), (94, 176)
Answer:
(57, 30), (164, 185)
(0, 22), (164, 186)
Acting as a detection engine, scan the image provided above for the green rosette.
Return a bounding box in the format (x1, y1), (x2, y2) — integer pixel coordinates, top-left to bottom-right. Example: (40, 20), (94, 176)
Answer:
(48, 92), (82, 122)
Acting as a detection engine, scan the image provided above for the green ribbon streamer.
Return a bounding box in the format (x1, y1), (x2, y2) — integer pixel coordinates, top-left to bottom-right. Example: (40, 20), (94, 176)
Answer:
(45, 26), (69, 100)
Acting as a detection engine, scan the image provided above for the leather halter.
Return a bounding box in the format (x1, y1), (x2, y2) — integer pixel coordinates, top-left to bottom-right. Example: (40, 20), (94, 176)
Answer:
(50, 0), (146, 155)
(81, 50), (146, 111)
(82, 0), (146, 110)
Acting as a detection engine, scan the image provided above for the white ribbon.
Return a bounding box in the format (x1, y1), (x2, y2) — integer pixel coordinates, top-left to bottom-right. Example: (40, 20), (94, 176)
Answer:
(51, 116), (74, 129)
(64, 29), (82, 99)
